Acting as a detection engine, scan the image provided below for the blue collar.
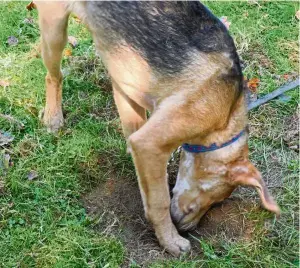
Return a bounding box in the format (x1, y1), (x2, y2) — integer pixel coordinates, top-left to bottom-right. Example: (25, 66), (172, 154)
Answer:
(182, 130), (246, 153)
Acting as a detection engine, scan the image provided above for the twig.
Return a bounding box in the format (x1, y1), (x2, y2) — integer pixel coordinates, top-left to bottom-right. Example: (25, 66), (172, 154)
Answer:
(248, 78), (299, 111)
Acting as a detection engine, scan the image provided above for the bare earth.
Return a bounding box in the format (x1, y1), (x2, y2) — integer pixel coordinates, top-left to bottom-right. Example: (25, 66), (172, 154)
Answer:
(82, 169), (256, 266)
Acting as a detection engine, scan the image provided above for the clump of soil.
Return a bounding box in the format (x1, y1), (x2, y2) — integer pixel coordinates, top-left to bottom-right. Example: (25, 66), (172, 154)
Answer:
(82, 173), (255, 266)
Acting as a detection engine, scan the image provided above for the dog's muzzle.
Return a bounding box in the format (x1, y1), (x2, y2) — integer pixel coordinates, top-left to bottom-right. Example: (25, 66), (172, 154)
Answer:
(171, 198), (197, 231)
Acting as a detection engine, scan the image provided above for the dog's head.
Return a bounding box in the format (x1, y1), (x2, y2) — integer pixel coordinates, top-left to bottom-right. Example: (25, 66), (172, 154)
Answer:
(171, 136), (280, 231)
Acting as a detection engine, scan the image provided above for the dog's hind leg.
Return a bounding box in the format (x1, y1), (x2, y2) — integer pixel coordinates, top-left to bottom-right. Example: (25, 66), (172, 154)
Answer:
(112, 81), (147, 150)
(36, 2), (70, 132)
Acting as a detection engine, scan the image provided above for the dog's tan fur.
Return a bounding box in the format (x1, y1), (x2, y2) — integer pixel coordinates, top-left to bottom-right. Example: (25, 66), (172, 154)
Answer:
(35, 1), (279, 256)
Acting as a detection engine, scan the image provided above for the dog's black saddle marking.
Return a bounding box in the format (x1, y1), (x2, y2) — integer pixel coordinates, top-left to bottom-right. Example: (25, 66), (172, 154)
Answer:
(86, 1), (243, 93)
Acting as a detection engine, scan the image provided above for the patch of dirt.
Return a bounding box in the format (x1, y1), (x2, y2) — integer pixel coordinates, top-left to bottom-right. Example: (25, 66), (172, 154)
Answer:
(82, 174), (257, 266)
(83, 176), (163, 266)
(192, 199), (251, 240)
(283, 108), (299, 152)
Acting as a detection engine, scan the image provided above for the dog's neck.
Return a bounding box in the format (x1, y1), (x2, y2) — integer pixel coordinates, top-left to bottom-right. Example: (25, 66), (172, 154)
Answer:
(188, 93), (248, 149)
(181, 94), (248, 168)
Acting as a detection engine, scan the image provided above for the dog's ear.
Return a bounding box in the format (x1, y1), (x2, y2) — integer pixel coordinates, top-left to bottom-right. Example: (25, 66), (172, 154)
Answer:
(228, 159), (280, 215)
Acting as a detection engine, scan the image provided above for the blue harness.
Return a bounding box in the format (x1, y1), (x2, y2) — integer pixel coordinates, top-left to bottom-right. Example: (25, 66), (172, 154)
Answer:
(182, 130), (245, 153)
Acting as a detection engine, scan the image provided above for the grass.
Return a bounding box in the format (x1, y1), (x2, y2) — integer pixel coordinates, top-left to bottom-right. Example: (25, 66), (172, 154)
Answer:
(0, 1), (299, 267)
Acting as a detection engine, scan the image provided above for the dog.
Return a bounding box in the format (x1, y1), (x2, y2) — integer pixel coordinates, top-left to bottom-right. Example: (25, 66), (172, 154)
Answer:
(35, 1), (280, 256)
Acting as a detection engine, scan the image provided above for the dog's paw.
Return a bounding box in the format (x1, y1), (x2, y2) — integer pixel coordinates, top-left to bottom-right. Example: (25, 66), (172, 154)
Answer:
(166, 234), (191, 256)
(40, 108), (64, 133)
(158, 227), (191, 256)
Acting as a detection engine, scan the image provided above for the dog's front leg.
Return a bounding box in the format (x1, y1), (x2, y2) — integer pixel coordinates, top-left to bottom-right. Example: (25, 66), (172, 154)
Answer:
(36, 2), (70, 132)
(128, 113), (192, 256)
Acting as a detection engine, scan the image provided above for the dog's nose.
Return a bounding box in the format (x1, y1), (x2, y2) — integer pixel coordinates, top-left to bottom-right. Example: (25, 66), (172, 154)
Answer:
(187, 203), (197, 213)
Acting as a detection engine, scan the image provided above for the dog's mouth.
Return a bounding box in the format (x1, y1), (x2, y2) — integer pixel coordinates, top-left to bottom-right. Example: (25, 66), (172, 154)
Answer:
(176, 209), (209, 232)
(171, 199), (209, 232)
(177, 221), (197, 232)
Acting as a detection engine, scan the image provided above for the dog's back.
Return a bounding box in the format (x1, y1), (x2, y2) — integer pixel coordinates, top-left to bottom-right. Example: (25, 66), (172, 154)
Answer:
(83, 2), (241, 77)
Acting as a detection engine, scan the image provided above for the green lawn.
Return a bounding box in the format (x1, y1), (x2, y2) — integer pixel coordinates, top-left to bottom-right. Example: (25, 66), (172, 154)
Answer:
(0, 1), (299, 267)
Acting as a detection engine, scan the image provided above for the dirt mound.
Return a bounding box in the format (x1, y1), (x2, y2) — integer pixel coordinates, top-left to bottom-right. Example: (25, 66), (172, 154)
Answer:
(82, 174), (255, 266)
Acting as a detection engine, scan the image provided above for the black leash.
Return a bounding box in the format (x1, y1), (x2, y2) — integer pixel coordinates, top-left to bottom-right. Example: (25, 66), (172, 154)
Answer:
(247, 78), (299, 111)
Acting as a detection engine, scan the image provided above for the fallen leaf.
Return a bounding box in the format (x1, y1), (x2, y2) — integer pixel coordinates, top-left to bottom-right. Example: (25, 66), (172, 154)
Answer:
(7, 36), (18, 46)
(247, 78), (260, 92)
(296, 10), (300, 20)
(283, 74), (289, 80)
(220, 16), (231, 30)
(68, 36), (78, 48)
(64, 48), (72, 57)
(27, 170), (38, 181)
(26, 1), (36, 11)
(0, 80), (10, 87)
(0, 131), (14, 146)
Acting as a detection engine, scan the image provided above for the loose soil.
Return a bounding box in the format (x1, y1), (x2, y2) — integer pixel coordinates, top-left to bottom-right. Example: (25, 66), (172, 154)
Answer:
(82, 173), (256, 266)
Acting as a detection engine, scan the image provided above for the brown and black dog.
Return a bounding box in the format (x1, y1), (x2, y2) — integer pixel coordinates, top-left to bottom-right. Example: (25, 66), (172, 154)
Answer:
(35, 1), (280, 256)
